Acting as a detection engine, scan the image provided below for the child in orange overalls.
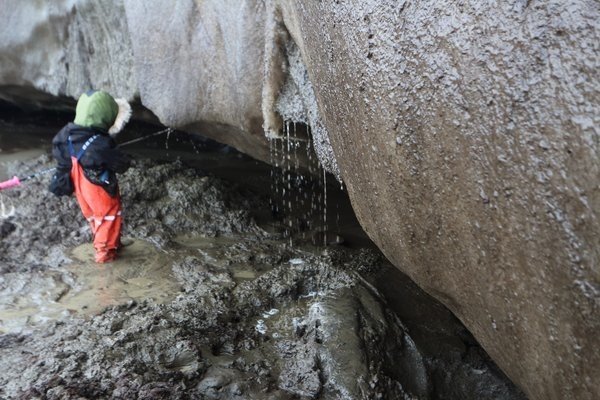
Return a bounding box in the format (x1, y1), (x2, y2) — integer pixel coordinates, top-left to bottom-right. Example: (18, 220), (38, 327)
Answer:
(50, 90), (131, 263)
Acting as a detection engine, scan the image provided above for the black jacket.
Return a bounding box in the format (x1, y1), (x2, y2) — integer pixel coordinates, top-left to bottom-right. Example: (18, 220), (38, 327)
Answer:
(52, 123), (131, 197)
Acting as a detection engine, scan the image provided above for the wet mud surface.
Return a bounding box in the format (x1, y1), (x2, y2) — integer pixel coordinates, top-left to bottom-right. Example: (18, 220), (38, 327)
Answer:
(0, 145), (525, 399)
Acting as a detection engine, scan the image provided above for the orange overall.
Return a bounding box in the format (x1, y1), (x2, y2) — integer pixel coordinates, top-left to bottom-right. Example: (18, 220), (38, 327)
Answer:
(69, 135), (122, 263)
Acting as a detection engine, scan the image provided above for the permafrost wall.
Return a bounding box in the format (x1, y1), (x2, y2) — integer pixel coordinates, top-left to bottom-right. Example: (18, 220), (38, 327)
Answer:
(0, 1), (598, 398)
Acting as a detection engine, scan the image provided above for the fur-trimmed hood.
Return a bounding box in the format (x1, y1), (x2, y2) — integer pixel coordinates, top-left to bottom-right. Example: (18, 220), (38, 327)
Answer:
(109, 98), (132, 136)
(74, 90), (131, 136)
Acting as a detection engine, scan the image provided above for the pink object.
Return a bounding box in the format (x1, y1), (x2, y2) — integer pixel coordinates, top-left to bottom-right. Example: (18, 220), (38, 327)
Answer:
(0, 176), (21, 190)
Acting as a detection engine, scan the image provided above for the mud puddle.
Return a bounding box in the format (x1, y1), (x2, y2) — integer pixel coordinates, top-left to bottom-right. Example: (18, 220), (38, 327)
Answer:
(67, 240), (178, 313)
(0, 240), (178, 335)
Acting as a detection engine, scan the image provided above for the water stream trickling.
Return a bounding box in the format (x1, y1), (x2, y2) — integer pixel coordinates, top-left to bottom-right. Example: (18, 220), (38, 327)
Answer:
(266, 120), (338, 248)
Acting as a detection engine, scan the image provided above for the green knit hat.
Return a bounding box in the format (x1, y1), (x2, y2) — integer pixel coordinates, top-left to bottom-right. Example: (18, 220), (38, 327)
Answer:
(74, 90), (119, 131)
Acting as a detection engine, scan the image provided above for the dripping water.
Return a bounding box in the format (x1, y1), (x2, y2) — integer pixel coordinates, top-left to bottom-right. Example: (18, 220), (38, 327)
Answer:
(269, 135), (275, 218)
(286, 121), (292, 245)
(293, 122), (299, 224)
(189, 135), (201, 155)
(336, 201), (340, 233)
(323, 167), (327, 246)
(267, 120), (341, 248)
(165, 127), (172, 157)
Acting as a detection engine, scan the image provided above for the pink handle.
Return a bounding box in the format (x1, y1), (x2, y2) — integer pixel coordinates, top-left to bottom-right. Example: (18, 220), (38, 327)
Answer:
(0, 176), (21, 190)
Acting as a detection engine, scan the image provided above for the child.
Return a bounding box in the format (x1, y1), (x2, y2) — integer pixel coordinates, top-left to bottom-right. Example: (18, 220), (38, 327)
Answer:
(50, 90), (132, 263)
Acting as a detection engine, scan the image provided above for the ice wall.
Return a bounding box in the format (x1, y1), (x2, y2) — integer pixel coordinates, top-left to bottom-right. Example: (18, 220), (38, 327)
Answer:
(0, 1), (598, 398)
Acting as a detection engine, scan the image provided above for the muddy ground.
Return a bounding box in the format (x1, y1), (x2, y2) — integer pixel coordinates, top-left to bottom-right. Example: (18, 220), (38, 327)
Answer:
(0, 147), (525, 399)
